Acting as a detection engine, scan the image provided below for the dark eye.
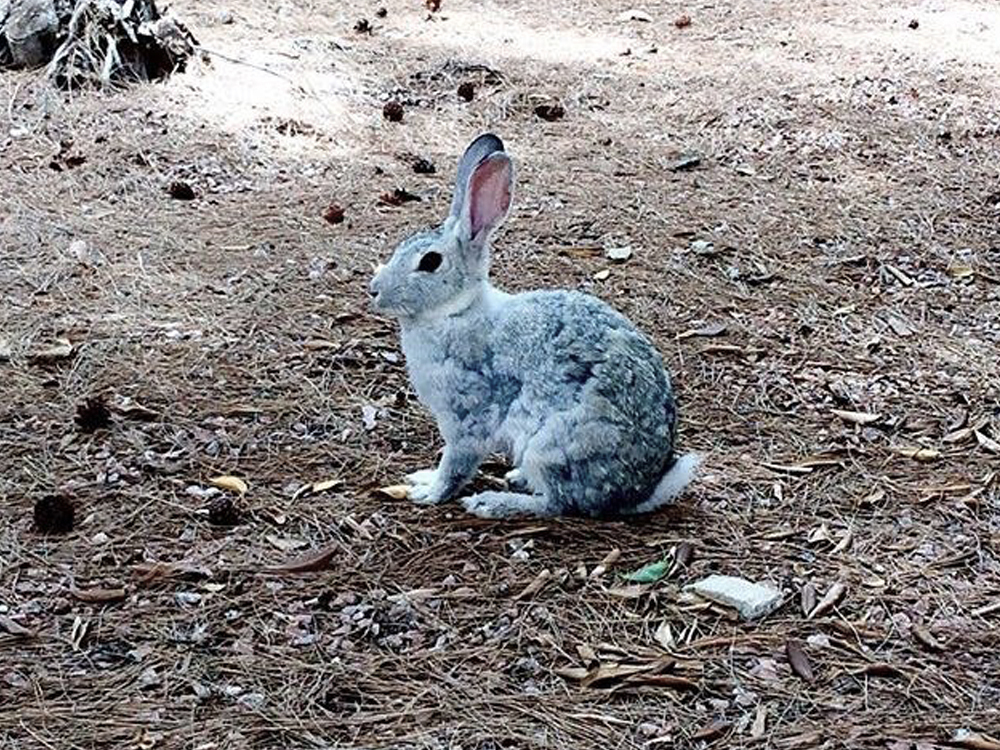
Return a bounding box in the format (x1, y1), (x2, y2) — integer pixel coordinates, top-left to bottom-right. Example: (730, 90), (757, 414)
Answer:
(417, 251), (443, 273)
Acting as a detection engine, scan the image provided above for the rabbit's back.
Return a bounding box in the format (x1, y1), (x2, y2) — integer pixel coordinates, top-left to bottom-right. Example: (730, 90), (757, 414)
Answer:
(499, 291), (674, 435)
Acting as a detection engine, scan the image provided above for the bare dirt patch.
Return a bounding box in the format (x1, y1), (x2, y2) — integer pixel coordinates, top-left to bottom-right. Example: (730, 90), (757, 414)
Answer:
(2, 1), (999, 747)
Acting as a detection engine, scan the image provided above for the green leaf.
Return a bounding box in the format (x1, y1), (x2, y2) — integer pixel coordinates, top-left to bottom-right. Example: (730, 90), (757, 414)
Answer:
(623, 559), (671, 583)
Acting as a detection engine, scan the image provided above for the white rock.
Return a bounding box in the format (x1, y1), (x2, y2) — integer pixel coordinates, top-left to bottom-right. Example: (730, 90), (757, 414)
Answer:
(686, 575), (783, 620)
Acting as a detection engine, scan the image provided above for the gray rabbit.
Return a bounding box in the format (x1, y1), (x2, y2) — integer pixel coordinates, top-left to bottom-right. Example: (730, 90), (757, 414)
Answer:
(369, 133), (699, 518)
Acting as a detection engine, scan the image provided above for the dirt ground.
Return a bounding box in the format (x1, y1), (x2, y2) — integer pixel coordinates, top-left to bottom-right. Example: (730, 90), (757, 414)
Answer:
(2, 0), (999, 747)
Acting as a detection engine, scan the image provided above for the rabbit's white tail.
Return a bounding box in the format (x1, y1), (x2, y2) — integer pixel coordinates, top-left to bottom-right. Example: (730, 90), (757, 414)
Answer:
(629, 453), (701, 514)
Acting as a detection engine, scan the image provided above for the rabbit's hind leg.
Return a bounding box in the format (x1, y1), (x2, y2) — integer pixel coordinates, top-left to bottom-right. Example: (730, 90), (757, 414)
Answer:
(462, 491), (559, 518)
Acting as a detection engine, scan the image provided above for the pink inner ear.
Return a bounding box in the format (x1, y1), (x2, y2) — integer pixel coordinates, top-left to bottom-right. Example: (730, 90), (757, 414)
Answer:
(468, 156), (511, 238)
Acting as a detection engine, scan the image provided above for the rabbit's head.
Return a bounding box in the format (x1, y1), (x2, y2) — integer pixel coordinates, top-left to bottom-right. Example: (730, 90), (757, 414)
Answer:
(370, 133), (514, 321)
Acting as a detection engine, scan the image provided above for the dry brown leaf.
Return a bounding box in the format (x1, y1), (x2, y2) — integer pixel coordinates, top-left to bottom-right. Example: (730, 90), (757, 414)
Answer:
(912, 625), (945, 652)
(266, 534), (309, 552)
(589, 547), (621, 578)
(653, 621), (675, 651)
(515, 568), (552, 600)
(947, 265), (975, 279)
(832, 528), (853, 554)
(581, 662), (652, 688)
(751, 705), (767, 739)
(800, 583), (817, 616)
(132, 560), (213, 585)
(674, 541), (695, 568)
(785, 640), (814, 682)
(831, 409), (880, 425)
(376, 484), (410, 500)
(950, 730), (1000, 750)
(576, 643), (598, 665)
(974, 430), (1000, 454)
(555, 666), (590, 681)
(71, 587), (127, 603)
(28, 338), (74, 363)
(264, 546), (338, 574)
(209, 475), (248, 495)
(606, 584), (647, 599)
(678, 322), (727, 339)
(892, 446), (941, 462)
(808, 582), (846, 619)
(0, 615), (34, 637)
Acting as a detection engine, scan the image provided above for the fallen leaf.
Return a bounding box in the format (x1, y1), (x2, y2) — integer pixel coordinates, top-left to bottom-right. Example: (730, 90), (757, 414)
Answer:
(606, 584), (648, 599)
(576, 643), (598, 665)
(947, 265), (975, 279)
(266, 535), (309, 552)
(264, 546), (338, 574)
(209, 475), (248, 495)
(132, 560), (214, 585)
(678, 322), (727, 339)
(28, 338), (74, 363)
(892, 446), (941, 462)
(751, 705), (767, 739)
(671, 152), (701, 171)
(623, 559), (670, 583)
(70, 616), (88, 650)
(673, 14), (692, 28)
(555, 666), (590, 681)
(589, 547), (621, 578)
(800, 583), (817, 616)
(0, 615), (34, 637)
(974, 431), (1000, 454)
(376, 484), (410, 500)
(674, 541), (695, 568)
(515, 569), (552, 600)
(593, 269), (611, 281)
(653, 621), (675, 650)
(71, 587), (127, 604)
(785, 640), (814, 682)
(808, 582), (846, 619)
(912, 625), (945, 652)
(832, 409), (880, 425)
(886, 315), (914, 337)
(950, 729), (1000, 750)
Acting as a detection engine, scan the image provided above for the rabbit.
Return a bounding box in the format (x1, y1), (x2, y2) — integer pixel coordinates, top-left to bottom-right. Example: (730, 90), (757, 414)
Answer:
(368, 133), (699, 518)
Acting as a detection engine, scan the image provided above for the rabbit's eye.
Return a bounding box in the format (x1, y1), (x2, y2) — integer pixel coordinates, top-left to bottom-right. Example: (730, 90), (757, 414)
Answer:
(417, 251), (443, 273)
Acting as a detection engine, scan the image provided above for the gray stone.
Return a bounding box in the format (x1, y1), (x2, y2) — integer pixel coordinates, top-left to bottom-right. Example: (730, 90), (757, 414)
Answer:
(5, 0), (58, 68)
(686, 574), (783, 621)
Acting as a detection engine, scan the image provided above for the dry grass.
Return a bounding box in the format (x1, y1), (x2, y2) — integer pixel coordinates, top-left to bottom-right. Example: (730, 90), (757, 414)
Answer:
(1, 0), (999, 748)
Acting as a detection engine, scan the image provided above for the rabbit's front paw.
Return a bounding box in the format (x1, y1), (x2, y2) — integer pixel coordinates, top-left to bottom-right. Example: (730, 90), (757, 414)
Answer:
(406, 468), (439, 487)
(408, 481), (448, 505)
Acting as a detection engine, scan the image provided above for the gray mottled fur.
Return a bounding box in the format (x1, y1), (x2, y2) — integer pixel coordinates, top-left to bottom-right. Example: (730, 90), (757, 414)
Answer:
(369, 133), (699, 518)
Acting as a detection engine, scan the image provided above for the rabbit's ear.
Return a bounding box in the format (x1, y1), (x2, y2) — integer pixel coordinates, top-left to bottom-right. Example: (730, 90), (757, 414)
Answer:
(449, 133), (506, 220)
(455, 152), (513, 259)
